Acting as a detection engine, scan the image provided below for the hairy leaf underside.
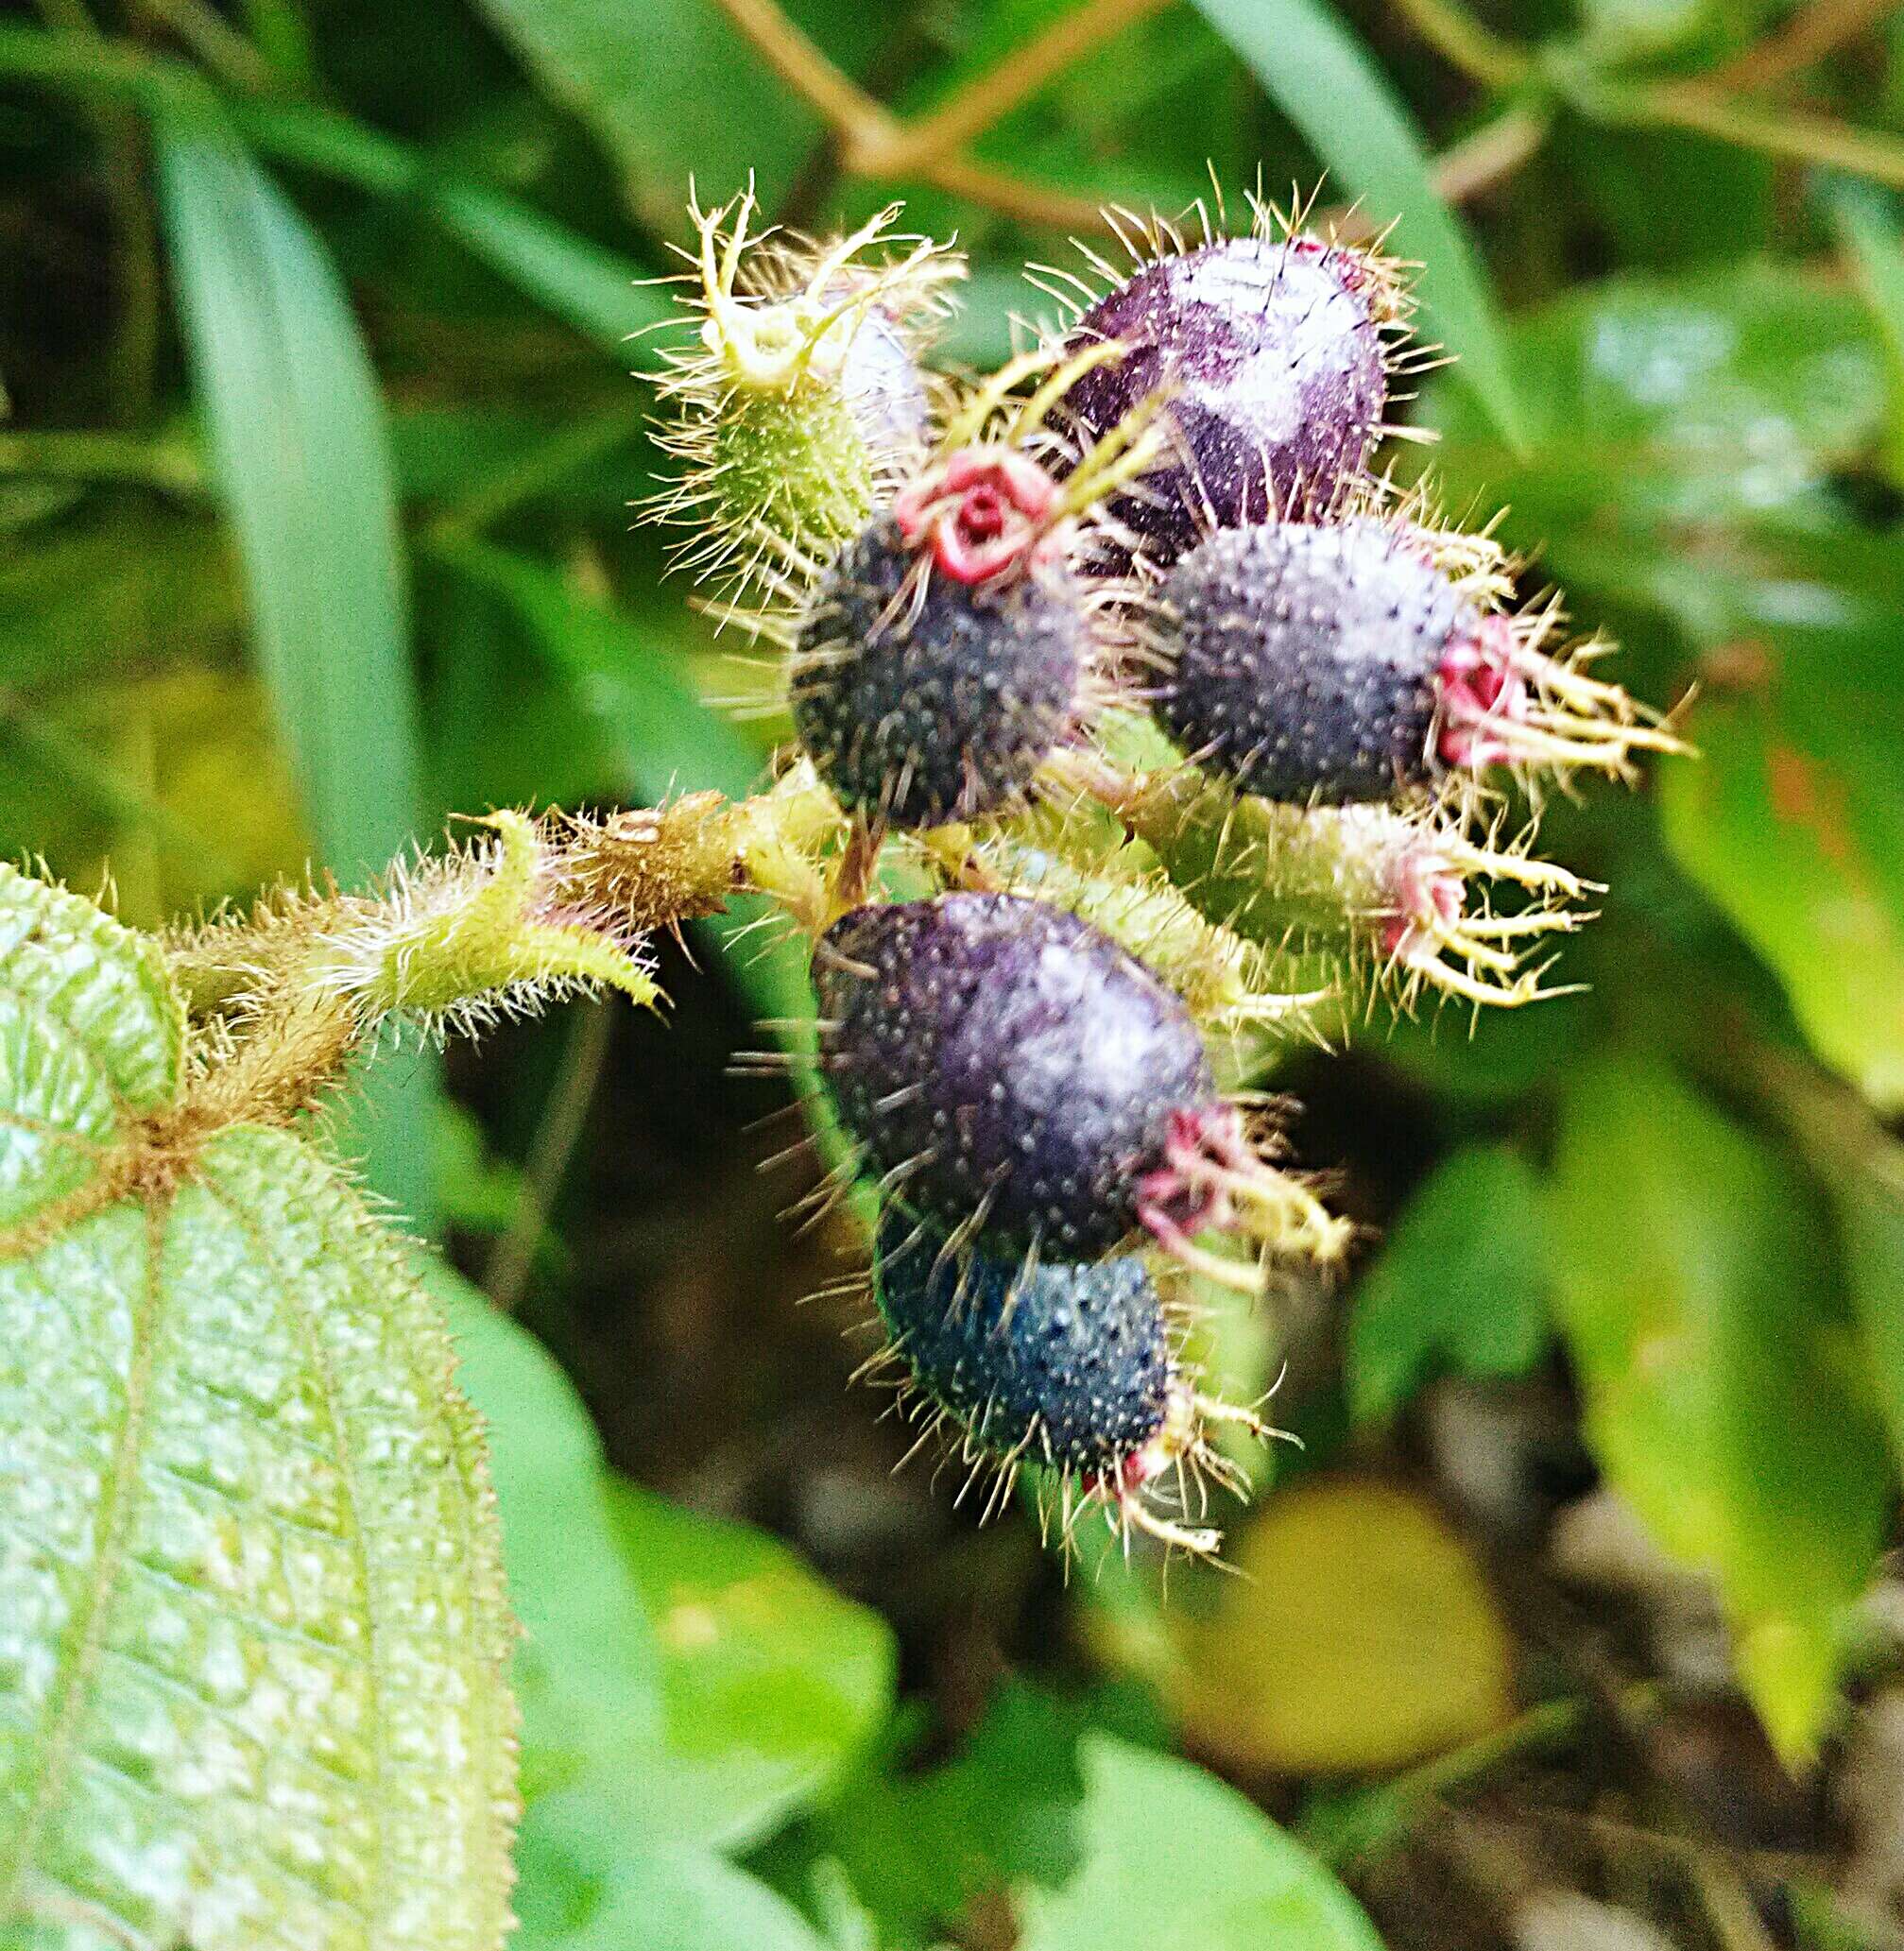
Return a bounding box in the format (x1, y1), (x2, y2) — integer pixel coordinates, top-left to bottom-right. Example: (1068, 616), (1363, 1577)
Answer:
(0, 864), (519, 1951)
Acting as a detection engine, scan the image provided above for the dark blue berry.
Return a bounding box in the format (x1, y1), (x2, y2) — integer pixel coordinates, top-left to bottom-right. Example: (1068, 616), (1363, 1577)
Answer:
(817, 894), (1215, 1257)
(1156, 520), (1476, 804)
(792, 514), (1084, 827)
(1061, 236), (1388, 567)
(874, 1213), (1171, 1476)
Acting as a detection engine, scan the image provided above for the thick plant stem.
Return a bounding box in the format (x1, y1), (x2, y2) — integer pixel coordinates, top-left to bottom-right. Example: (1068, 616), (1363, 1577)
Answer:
(166, 777), (843, 1126)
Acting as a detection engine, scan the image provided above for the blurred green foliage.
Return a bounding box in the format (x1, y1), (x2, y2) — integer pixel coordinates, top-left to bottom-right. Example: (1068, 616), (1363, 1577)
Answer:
(6, 0), (1904, 1942)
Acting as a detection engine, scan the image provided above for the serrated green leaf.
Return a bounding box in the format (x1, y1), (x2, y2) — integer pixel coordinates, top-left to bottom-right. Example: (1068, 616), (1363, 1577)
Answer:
(0, 868), (517, 1947)
(0, 864), (181, 1227)
(1348, 1144), (1551, 1424)
(1191, 0), (1522, 445)
(1019, 1735), (1384, 1951)
(1545, 1056), (1892, 1763)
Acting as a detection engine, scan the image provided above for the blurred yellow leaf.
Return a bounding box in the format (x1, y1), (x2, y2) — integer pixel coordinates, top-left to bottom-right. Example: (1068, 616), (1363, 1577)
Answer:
(61, 665), (311, 927)
(1171, 1478), (1515, 1775)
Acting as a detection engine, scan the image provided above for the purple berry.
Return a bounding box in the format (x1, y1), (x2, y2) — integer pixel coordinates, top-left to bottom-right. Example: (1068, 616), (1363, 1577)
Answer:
(1156, 520), (1467, 803)
(874, 1213), (1169, 1477)
(821, 894), (1205, 1254)
(817, 894), (1345, 1278)
(1061, 235), (1388, 566)
(791, 462), (1085, 827)
(1153, 520), (1681, 803)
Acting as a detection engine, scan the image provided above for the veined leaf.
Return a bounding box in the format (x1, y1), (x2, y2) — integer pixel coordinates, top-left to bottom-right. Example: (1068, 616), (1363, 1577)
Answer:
(156, 110), (437, 1224)
(0, 868), (518, 1950)
(1192, 0), (1523, 445)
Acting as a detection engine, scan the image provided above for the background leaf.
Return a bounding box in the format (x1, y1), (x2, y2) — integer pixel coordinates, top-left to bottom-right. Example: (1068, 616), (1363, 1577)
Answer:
(464, 0), (827, 224)
(1018, 1735), (1385, 1951)
(1544, 1055), (1893, 1763)
(1347, 1143), (1551, 1425)
(156, 111), (438, 1224)
(609, 1482), (895, 1853)
(1167, 1480), (1518, 1776)
(441, 1270), (894, 1861)
(1662, 685), (1904, 1112)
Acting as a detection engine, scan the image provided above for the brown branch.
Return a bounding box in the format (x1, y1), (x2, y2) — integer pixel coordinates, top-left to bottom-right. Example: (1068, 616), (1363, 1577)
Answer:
(714, 0), (896, 153)
(712, 0), (1135, 229)
(1705, 0), (1904, 93)
(1386, 0), (1535, 90)
(922, 153), (1119, 231)
(864, 0), (1174, 176)
(1428, 101), (1552, 204)
(1622, 77), (1904, 188)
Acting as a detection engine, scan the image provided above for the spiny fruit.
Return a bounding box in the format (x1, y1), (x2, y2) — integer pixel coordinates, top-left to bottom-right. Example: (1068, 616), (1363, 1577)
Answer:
(1148, 519), (1681, 804)
(1052, 213), (1404, 567)
(1079, 754), (1596, 1012)
(644, 189), (958, 603)
(867, 1213), (1265, 1555)
(815, 893), (1346, 1285)
(789, 346), (1160, 830)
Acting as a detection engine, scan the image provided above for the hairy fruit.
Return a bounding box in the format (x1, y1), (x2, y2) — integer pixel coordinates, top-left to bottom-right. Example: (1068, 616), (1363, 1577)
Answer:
(1150, 520), (1682, 803)
(644, 191), (958, 604)
(815, 894), (1346, 1282)
(788, 346), (1167, 829)
(867, 1214), (1269, 1555)
(790, 505), (1087, 828)
(1057, 231), (1393, 566)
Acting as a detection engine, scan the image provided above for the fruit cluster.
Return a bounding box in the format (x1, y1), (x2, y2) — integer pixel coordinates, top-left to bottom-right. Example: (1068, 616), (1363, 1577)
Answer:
(644, 186), (1682, 1559)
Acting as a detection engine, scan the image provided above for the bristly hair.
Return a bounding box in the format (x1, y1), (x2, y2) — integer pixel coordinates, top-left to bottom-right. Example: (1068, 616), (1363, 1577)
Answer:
(843, 1238), (1289, 1562)
(639, 181), (965, 610)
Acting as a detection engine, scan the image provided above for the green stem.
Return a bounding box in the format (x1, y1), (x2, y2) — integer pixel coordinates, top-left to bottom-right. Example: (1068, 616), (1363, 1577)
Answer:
(1388, 0), (1535, 90)
(424, 399), (650, 544)
(27, 0), (163, 423)
(134, 0), (280, 94)
(0, 427), (205, 495)
(483, 1000), (611, 1313)
(1300, 1695), (1587, 1867)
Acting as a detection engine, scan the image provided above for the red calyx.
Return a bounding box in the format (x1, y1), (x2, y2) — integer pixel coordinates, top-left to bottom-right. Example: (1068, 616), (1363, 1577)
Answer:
(894, 447), (1064, 585)
(1436, 614), (1530, 770)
